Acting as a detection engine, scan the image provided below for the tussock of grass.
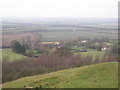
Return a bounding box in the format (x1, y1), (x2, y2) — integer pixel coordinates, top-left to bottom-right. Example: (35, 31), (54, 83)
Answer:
(3, 62), (118, 88)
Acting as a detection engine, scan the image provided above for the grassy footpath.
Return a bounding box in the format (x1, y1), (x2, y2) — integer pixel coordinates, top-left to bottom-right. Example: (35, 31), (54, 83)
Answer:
(0, 49), (26, 62)
(3, 62), (118, 88)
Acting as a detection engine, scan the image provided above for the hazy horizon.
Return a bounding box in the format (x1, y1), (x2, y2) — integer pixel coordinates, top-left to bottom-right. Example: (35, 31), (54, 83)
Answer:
(1, 0), (119, 18)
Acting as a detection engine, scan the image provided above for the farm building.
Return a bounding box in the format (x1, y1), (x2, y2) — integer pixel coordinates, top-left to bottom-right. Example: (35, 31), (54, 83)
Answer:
(81, 40), (87, 43)
(101, 46), (110, 51)
(41, 42), (60, 45)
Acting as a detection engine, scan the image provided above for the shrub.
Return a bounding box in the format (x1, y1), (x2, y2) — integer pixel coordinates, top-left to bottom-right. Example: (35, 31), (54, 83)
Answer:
(107, 44), (120, 54)
(11, 40), (28, 54)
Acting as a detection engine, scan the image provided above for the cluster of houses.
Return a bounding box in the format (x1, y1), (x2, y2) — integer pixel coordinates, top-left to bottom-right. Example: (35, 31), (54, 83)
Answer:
(80, 40), (110, 51)
(41, 40), (110, 51)
(40, 40), (111, 52)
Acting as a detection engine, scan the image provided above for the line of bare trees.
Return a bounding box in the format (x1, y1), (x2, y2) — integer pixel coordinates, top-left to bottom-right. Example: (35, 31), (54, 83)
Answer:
(2, 54), (119, 83)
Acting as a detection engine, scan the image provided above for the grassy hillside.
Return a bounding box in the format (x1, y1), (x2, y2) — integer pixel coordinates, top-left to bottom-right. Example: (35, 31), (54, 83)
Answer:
(3, 62), (118, 88)
(0, 49), (26, 62)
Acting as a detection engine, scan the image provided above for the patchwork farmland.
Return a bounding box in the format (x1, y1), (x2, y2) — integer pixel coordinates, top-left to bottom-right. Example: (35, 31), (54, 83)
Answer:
(1, 17), (119, 88)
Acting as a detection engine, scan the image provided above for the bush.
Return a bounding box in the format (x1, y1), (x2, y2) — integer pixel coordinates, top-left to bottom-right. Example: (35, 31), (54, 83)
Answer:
(24, 50), (42, 57)
(11, 40), (28, 54)
(107, 44), (120, 54)
(57, 47), (72, 56)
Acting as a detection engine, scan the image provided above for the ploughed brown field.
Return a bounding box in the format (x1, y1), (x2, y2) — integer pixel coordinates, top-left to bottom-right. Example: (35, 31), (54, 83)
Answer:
(1, 33), (36, 47)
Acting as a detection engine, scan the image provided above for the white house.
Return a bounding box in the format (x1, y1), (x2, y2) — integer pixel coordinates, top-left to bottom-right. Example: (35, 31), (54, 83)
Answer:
(81, 40), (87, 43)
(101, 46), (109, 51)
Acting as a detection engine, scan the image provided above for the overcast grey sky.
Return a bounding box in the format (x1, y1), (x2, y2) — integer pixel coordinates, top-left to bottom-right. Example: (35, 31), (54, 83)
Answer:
(0, 0), (119, 18)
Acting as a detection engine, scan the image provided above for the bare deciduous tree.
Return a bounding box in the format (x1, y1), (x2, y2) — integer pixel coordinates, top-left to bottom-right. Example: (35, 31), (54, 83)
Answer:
(33, 33), (42, 49)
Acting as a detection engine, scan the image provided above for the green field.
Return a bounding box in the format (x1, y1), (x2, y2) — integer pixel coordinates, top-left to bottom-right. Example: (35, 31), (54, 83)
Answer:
(0, 49), (26, 62)
(3, 20), (118, 41)
(71, 47), (107, 60)
(3, 62), (118, 88)
(39, 30), (118, 41)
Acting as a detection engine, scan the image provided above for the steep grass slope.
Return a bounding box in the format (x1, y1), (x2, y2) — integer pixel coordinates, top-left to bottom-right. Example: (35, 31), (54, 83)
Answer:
(3, 62), (118, 88)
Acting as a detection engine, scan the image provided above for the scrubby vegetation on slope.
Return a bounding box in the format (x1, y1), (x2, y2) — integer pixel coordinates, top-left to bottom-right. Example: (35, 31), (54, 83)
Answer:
(3, 62), (118, 88)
